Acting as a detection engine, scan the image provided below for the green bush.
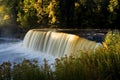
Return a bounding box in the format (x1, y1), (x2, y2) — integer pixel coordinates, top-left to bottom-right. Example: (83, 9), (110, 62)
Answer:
(12, 59), (54, 80)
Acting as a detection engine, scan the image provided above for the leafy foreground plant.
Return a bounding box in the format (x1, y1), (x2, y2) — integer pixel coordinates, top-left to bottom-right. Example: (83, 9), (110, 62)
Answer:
(0, 59), (55, 80)
(0, 30), (120, 80)
(13, 59), (56, 80)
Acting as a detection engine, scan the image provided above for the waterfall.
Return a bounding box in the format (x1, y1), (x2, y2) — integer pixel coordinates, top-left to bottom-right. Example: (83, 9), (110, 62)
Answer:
(23, 29), (102, 57)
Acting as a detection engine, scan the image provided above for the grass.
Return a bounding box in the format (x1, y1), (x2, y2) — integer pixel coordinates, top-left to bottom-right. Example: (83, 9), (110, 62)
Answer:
(0, 30), (120, 80)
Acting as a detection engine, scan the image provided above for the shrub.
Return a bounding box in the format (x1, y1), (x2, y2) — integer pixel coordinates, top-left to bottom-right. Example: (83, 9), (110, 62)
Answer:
(12, 59), (54, 80)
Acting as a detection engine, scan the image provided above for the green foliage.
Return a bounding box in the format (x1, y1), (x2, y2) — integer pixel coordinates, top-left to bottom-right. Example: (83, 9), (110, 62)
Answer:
(104, 30), (120, 52)
(17, 0), (38, 30)
(55, 56), (85, 80)
(0, 59), (54, 80)
(16, 0), (59, 29)
(108, 0), (119, 12)
(47, 0), (59, 24)
(1, 0), (120, 29)
(0, 0), (16, 25)
(34, 0), (48, 24)
(12, 60), (41, 80)
(0, 62), (11, 80)
(0, 5), (10, 25)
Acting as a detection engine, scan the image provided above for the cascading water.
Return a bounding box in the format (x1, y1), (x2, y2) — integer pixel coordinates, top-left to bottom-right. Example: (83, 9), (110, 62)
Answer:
(23, 29), (102, 57)
(0, 29), (102, 64)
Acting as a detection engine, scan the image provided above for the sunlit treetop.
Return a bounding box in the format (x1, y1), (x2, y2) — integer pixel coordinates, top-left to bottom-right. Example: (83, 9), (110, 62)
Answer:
(3, 15), (10, 20)
(75, 2), (80, 8)
(0, 6), (10, 24)
(0, 6), (4, 12)
(47, 0), (58, 24)
(108, 0), (119, 12)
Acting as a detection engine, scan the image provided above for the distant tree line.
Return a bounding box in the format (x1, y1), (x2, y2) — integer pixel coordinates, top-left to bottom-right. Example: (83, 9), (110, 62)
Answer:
(0, 0), (120, 29)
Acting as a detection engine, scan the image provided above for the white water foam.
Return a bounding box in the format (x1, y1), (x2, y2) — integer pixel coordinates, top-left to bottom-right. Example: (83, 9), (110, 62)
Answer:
(0, 38), (56, 65)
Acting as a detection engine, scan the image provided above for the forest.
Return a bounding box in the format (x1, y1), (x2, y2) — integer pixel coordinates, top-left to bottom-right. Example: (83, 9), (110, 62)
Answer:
(0, 0), (119, 30)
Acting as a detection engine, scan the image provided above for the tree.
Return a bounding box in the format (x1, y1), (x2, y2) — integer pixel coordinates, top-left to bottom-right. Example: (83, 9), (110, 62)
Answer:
(0, 0), (17, 26)
(47, 0), (59, 25)
(11, 0), (120, 29)
(16, 0), (59, 29)
(107, 0), (119, 28)
(17, 0), (38, 30)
